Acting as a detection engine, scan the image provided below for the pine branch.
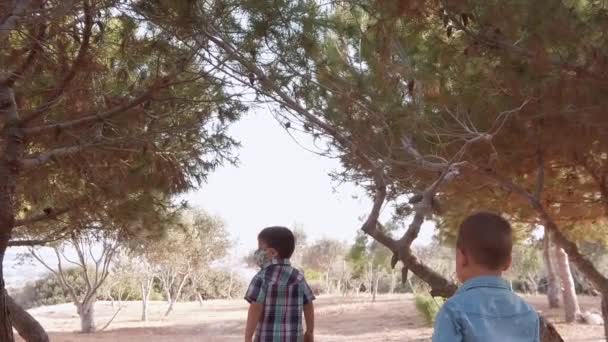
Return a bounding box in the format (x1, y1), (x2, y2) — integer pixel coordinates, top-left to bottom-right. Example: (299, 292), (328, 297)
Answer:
(22, 77), (169, 137)
(13, 206), (71, 227)
(19, 144), (94, 169)
(21, 0), (94, 124)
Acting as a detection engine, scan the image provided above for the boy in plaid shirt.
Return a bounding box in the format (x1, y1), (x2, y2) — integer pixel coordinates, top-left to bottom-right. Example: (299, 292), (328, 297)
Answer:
(245, 226), (315, 342)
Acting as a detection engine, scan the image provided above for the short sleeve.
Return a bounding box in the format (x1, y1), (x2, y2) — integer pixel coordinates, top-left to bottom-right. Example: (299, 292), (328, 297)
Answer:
(245, 274), (267, 304)
(432, 303), (462, 342)
(302, 280), (316, 305)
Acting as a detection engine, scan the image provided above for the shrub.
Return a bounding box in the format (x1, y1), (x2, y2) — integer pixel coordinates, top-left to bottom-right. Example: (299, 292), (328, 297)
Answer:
(12, 268), (86, 309)
(414, 294), (444, 326)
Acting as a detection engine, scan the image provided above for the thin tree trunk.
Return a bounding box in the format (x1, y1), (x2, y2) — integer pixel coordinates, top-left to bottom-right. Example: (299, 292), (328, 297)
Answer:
(197, 293), (204, 306)
(164, 274), (189, 317)
(227, 270), (233, 299)
(6, 291), (49, 342)
(372, 271), (379, 303)
(77, 300), (96, 333)
(390, 269), (396, 294)
(325, 268), (331, 294)
(140, 280), (151, 322)
(602, 295), (608, 339)
(164, 288), (172, 304)
(543, 230), (561, 309)
(554, 247), (581, 323)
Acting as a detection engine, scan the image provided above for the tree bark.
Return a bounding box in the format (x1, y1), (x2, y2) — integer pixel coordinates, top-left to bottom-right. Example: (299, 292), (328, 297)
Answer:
(554, 247), (581, 323)
(6, 291), (49, 342)
(163, 274), (189, 317)
(0, 80), (24, 342)
(197, 293), (204, 306)
(227, 270), (233, 299)
(76, 300), (96, 333)
(602, 295), (608, 339)
(141, 280), (152, 322)
(543, 231), (561, 308)
(390, 269), (397, 294)
(325, 268), (331, 294)
(372, 271), (379, 303)
(164, 288), (172, 304)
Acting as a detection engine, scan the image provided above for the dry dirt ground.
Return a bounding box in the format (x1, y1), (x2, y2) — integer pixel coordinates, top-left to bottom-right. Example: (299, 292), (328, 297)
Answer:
(17, 294), (605, 342)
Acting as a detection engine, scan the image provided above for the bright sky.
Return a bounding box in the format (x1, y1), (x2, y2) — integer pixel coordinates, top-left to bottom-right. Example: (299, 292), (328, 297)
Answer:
(181, 108), (435, 256)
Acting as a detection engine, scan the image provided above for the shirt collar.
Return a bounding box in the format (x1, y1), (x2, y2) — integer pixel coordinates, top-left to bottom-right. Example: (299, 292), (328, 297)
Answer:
(261, 258), (291, 269)
(457, 275), (511, 293)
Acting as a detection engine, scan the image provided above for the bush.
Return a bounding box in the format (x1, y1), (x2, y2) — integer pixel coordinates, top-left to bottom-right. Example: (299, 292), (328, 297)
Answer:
(12, 268), (86, 309)
(414, 294), (444, 326)
(183, 268), (246, 300)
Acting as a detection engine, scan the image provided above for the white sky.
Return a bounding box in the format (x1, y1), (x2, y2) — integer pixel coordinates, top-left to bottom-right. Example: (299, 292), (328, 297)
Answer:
(181, 108), (435, 256)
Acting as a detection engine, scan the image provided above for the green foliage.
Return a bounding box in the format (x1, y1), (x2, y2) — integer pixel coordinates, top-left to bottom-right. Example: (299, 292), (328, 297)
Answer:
(3, 0), (244, 251)
(185, 268), (246, 300)
(303, 269), (323, 282)
(12, 268), (85, 309)
(414, 295), (444, 326)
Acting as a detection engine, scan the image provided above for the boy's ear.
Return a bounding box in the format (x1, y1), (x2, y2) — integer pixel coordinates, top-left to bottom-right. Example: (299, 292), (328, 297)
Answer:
(502, 254), (512, 271)
(267, 247), (279, 258)
(457, 248), (468, 266)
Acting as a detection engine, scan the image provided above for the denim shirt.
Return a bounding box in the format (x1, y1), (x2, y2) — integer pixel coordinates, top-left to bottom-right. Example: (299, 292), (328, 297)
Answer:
(432, 276), (540, 342)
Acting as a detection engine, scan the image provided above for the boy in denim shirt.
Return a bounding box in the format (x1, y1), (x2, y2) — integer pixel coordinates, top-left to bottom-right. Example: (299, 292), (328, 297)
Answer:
(245, 226), (315, 342)
(433, 212), (540, 342)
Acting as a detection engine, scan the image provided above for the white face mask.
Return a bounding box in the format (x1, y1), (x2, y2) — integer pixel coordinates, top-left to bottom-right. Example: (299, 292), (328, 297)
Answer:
(254, 249), (268, 267)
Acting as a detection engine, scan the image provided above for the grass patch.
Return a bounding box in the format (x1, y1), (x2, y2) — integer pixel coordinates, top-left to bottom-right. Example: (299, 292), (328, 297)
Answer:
(414, 294), (444, 326)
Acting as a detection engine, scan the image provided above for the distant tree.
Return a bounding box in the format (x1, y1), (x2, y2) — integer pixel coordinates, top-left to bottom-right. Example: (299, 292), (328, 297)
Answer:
(141, 209), (230, 317)
(291, 224), (309, 268)
(29, 230), (120, 333)
(302, 238), (346, 294)
(509, 239), (543, 295)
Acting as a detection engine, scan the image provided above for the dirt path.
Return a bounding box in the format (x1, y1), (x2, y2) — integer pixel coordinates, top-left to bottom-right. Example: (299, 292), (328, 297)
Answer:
(16, 294), (605, 341)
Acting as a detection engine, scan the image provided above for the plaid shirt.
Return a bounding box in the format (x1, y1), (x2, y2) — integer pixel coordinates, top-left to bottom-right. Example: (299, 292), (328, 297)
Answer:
(245, 258), (315, 342)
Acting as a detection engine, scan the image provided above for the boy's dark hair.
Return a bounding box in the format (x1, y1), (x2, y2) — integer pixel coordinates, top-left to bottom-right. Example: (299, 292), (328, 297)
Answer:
(456, 212), (513, 270)
(258, 226), (295, 259)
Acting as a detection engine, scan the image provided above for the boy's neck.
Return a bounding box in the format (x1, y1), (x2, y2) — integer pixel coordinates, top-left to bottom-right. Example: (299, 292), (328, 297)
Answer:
(460, 270), (503, 284)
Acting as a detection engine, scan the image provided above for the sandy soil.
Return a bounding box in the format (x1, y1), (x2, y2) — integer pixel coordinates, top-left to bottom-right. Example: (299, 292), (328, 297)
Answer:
(16, 294), (605, 342)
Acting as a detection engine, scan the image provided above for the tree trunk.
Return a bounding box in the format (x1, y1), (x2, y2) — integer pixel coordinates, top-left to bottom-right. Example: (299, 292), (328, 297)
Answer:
(140, 280), (151, 322)
(325, 268), (331, 294)
(372, 271), (379, 303)
(602, 295), (608, 339)
(528, 275), (538, 296)
(553, 247), (581, 323)
(197, 293), (204, 306)
(6, 291), (49, 342)
(76, 300), (96, 333)
(227, 270), (233, 299)
(164, 288), (172, 304)
(389, 269), (396, 294)
(0, 84), (23, 341)
(543, 231), (561, 309)
(164, 274), (189, 317)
